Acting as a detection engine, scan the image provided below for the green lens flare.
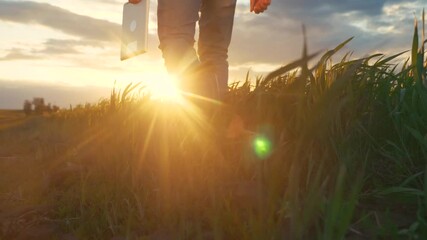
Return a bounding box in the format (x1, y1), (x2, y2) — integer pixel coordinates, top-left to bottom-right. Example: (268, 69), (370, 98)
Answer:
(253, 136), (272, 159)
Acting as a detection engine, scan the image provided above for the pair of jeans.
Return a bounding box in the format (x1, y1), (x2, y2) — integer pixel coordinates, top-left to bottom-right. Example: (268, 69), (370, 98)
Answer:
(157, 0), (237, 100)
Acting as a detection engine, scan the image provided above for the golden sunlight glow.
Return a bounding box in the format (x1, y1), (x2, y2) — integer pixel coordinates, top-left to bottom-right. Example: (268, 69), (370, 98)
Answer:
(146, 75), (184, 103)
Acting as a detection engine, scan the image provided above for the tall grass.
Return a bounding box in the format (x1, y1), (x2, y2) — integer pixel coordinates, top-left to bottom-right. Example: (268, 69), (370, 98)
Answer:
(2, 12), (427, 240)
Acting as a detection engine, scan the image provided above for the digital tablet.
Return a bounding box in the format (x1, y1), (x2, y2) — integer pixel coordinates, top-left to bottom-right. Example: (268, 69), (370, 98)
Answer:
(121, 1), (150, 61)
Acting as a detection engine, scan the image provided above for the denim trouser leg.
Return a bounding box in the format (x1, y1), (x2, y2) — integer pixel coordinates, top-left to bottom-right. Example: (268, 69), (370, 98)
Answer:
(199, 0), (237, 98)
(157, 0), (236, 100)
(157, 0), (201, 75)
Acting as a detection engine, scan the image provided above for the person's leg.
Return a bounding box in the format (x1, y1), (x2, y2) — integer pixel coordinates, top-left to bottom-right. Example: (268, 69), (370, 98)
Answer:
(157, 0), (201, 93)
(198, 0), (237, 100)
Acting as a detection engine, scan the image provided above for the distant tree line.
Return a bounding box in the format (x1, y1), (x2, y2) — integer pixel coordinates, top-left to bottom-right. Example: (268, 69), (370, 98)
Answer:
(23, 98), (60, 116)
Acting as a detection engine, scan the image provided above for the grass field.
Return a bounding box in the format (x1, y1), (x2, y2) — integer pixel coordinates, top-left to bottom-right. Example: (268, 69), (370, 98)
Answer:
(1, 17), (427, 240)
(0, 110), (28, 130)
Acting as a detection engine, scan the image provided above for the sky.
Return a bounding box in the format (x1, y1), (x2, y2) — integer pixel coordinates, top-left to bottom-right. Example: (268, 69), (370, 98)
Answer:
(0, 0), (425, 109)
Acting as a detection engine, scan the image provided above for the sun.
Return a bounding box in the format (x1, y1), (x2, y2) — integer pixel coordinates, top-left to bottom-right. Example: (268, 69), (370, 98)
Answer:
(146, 74), (184, 103)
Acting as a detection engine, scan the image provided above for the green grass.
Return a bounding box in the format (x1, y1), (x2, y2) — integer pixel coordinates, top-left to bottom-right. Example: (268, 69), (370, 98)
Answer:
(1, 13), (427, 240)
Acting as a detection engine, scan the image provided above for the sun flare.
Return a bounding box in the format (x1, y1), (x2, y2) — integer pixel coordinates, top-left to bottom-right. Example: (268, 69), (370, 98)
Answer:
(146, 75), (183, 103)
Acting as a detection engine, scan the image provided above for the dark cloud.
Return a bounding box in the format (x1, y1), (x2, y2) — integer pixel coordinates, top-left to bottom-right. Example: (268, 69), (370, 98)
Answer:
(0, 0), (160, 62)
(229, 0), (421, 68)
(270, 0), (416, 19)
(0, 0), (121, 41)
(0, 0), (423, 95)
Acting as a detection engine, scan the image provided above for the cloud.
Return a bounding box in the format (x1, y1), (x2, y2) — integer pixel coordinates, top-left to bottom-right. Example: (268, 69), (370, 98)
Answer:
(0, 79), (111, 109)
(0, 0), (423, 86)
(0, 48), (40, 61)
(228, 0), (421, 68)
(37, 39), (102, 55)
(0, 0), (121, 42)
(269, 0), (416, 19)
(0, 1), (160, 62)
(0, 39), (105, 61)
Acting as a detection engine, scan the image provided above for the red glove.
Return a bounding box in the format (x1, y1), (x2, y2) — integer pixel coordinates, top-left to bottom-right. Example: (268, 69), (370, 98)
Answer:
(128, 0), (141, 4)
(250, 0), (271, 14)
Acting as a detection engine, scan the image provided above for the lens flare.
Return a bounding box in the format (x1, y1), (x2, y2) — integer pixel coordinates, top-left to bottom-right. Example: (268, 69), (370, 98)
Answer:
(147, 75), (183, 103)
(253, 135), (272, 159)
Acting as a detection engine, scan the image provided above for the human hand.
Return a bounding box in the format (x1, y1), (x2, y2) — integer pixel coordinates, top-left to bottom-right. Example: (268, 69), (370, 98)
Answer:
(128, 0), (141, 4)
(250, 0), (271, 14)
